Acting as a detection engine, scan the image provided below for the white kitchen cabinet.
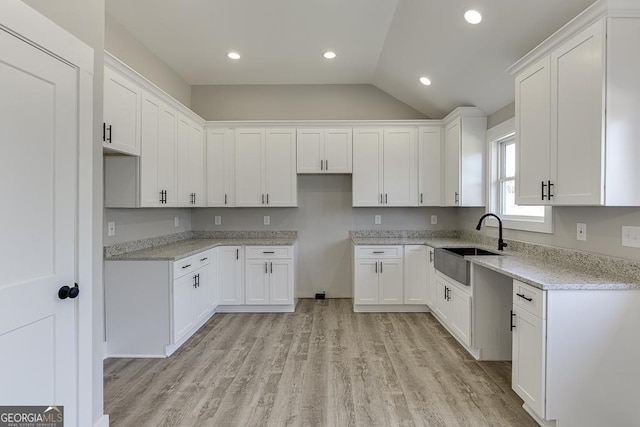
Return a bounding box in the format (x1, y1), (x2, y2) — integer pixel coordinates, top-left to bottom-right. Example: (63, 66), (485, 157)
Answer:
(353, 246), (404, 306)
(297, 128), (352, 174)
(218, 246), (245, 305)
(103, 65), (141, 155)
(177, 114), (204, 207)
(425, 246), (437, 308)
(432, 274), (472, 347)
(244, 246), (295, 305)
(207, 248), (219, 311)
(352, 128), (417, 207)
(404, 245), (428, 304)
(206, 128), (235, 207)
(235, 128), (297, 207)
(418, 126), (442, 206)
(511, 11), (640, 206)
(173, 265), (209, 344)
(442, 107), (486, 207)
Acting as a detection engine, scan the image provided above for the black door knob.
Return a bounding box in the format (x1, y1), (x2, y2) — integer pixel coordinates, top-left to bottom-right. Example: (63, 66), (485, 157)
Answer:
(58, 283), (79, 300)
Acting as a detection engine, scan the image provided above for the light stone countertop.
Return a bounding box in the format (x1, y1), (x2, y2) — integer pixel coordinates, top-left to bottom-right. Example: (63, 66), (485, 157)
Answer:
(351, 235), (640, 291)
(105, 238), (297, 262)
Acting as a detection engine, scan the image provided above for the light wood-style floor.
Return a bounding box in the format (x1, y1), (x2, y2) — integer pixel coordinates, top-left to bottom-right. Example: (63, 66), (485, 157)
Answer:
(104, 299), (537, 427)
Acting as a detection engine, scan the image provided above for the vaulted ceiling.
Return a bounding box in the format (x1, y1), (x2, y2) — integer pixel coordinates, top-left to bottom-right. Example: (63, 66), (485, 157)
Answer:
(106, 0), (596, 118)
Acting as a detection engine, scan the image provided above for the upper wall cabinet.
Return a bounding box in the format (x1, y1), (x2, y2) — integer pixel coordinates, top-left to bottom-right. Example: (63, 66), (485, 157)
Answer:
(177, 114), (204, 207)
(235, 128), (297, 207)
(103, 66), (141, 155)
(418, 126), (442, 206)
(442, 108), (486, 207)
(297, 128), (352, 174)
(352, 127), (418, 207)
(511, 3), (640, 206)
(205, 128), (235, 207)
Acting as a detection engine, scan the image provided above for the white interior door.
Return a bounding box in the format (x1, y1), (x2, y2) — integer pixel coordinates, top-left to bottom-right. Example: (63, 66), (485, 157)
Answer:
(0, 27), (79, 423)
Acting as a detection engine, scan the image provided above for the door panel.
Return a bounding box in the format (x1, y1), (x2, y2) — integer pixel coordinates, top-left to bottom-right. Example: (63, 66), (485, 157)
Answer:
(297, 129), (323, 173)
(206, 129), (234, 206)
(245, 260), (269, 304)
(265, 129), (296, 206)
(103, 67), (140, 155)
(325, 129), (352, 173)
(353, 129), (382, 206)
(140, 94), (161, 207)
(418, 127), (441, 206)
(379, 259), (403, 304)
(354, 260), (379, 304)
(270, 260), (294, 304)
(173, 274), (195, 343)
(444, 122), (461, 206)
(0, 28), (77, 418)
(383, 128), (417, 206)
(235, 129), (265, 206)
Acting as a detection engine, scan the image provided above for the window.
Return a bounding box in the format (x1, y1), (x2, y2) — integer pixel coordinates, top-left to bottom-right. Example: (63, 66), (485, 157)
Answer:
(487, 118), (553, 233)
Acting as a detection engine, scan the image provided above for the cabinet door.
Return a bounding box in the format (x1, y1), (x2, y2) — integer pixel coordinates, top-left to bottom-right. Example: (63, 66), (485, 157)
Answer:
(551, 21), (604, 205)
(404, 246), (427, 304)
(218, 246), (244, 305)
(449, 286), (472, 346)
(245, 260), (269, 304)
(139, 93), (162, 207)
(426, 247), (437, 308)
(382, 128), (417, 206)
(354, 259), (379, 304)
(297, 129), (324, 173)
(193, 269), (210, 323)
(208, 249), (219, 310)
(270, 259), (294, 305)
(173, 274), (195, 343)
(325, 129), (352, 173)
(188, 122), (204, 206)
(103, 66), (141, 155)
(433, 276), (450, 321)
(265, 128), (297, 206)
(379, 258), (404, 304)
(444, 120), (461, 206)
(353, 128), (383, 206)
(177, 115), (191, 207)
(157, 102), (177, 206)
(418, 126), (441, 206)
(515, 57), (552, 205)
(235, 128), (265, 206)
(512, 305), (546, 418)
(206, 128), (235, 207)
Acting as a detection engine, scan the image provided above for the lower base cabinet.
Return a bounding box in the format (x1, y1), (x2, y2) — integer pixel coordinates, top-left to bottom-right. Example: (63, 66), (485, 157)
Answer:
(245, 246), (295, 305)
(432, 274), (471, 347)
(218, 246), (244, 305)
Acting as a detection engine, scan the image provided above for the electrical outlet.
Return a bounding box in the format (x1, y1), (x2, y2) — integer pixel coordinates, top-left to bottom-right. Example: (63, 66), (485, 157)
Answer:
(622, 226), (640, 248)
(107, 221), (115, 237)
(577, 223), (586, 241)
(174, 216), (180, 228)
(375, 215), (382, 225)
(431, 215), (438, 225)
(264, 216), (270, 225)
(215, 216), (222, 225)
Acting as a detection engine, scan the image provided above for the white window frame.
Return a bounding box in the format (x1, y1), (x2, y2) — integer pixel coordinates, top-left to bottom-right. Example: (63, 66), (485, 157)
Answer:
(486, 118), (553, 233)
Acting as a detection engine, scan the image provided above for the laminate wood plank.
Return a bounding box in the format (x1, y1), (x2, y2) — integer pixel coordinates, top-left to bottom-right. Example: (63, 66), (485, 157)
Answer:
(105, 299), (538, 427)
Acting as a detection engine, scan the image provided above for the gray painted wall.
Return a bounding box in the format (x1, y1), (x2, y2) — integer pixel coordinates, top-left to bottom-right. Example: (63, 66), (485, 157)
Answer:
(105, 13), (192, 107)
(22, 0), (105, 423)
(191, 175), (458, 297)
(191, 84), (428, 120)
(104, 209), (192, 245)
(487, 102), (515, 129)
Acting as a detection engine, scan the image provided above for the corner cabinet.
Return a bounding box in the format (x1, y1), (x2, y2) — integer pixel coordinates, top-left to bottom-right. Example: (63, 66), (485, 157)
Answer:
(297, 128), (352, 173)
(103, 65), (141, 155)
(235, 128), (297, 207)
(511, 11), (640, 206)
(177, 113), (204, 207)
(442, 107), (486, 207)
(352, 128), (418, 207)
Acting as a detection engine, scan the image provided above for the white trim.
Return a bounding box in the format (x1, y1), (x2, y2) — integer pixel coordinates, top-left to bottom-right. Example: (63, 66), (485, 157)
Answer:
(0, 2), (98, 427)
(353, 305), (431, 313)
(215, 304), (296, 313)
(93, 415), (110, 427)
(206, 119), (441, 128)
(486, 118), (553, 234)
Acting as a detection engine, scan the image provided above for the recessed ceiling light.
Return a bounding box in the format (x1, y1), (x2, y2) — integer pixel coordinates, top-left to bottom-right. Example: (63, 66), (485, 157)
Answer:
(323, 51), (337, 59)
(227, 52), (240, 60)
(464, 10), (482, 24)
(419, 77), (432, 86)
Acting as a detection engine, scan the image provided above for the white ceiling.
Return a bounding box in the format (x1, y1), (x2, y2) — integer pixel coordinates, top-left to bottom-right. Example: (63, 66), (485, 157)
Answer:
(106, 0), (596, 118)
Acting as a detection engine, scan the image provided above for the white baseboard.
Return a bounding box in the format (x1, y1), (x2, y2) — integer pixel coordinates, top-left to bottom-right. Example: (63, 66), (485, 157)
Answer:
(93, 414), (109, 427)
(522, 404), (557, 427)
(353, 304), (431, 313)
(216, 304), (295, 313)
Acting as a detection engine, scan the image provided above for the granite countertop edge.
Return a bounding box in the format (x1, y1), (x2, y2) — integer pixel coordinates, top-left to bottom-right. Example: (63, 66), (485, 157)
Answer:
(106, 238), (297, 261)
(351, 236), (640, 291)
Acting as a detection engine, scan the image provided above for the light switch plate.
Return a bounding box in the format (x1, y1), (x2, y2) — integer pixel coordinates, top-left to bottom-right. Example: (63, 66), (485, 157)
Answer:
(577, 223), (586, 241)
(431, 215), (438, 225)
(214, 216), (221, 225)
(264, 216), (270, 225)
(375, 215), (382, 225)
(622, 226), (640, 248)
(107, 221), (115, 237)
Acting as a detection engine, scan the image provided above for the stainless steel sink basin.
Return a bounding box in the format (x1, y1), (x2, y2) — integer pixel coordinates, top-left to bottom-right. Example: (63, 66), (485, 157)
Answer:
(434, 247), (503, 286)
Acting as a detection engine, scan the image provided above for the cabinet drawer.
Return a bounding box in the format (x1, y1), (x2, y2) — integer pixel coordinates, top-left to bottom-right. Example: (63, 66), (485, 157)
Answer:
(174, 255), (197, 279)
(513, 280), (545, 318)
(355, 246), (403, 259)
(196, 250), (212, 268)
(245, 246), (292, 259)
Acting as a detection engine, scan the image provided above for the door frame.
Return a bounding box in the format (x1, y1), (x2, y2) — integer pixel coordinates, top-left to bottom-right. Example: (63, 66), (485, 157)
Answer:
(0, 2), (98, 426)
